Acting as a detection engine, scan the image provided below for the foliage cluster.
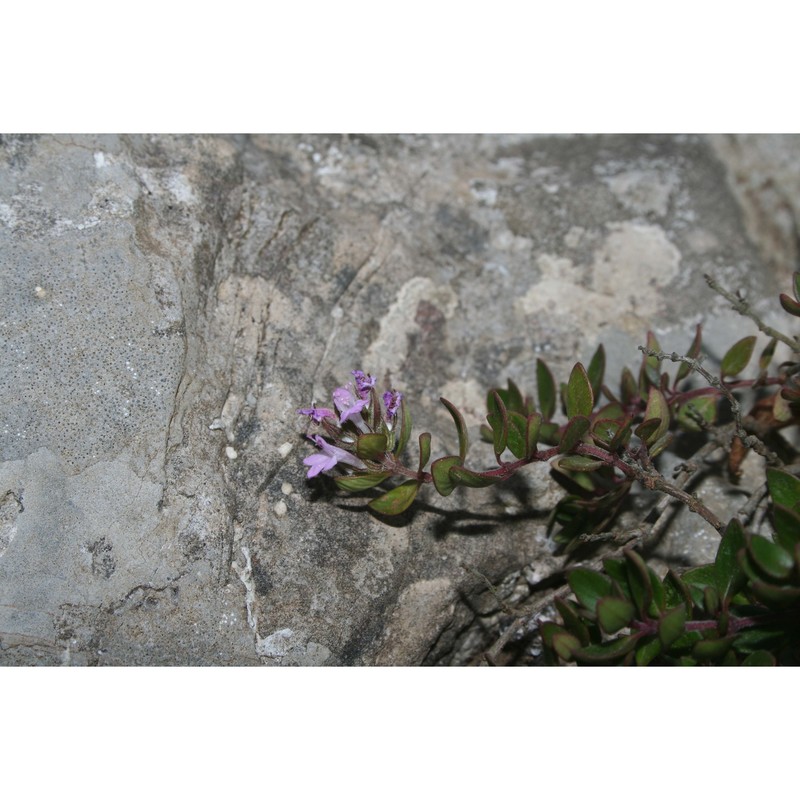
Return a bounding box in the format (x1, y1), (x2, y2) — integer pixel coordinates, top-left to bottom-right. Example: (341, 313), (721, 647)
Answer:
(299, 273), (800, 665)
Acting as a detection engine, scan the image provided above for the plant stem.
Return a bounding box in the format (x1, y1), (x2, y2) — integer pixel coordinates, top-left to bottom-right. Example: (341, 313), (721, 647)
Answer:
(704, 273), (800, 352)
(640, 346), (782, 467)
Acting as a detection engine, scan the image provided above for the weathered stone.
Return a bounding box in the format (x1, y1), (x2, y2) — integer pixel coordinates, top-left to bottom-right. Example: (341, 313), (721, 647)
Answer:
(0, 134), (795, 665)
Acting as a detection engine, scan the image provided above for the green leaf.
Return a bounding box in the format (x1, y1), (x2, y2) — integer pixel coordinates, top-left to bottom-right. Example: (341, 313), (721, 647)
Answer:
(536, 359), (556, 420)
(552, 630), (581, 661)
(557, 455), (605, 472)
(587, 344), (606, 405)
(506, 411), (527, 459)
(440, 397), (469, 462)
(664, 569), (694, 610)
(525, 412), (542, 458)
(720, 335), (757, 378)
(597, 596), (635, 634)
(648, 433), (673, 458)
(634, 417), (662, 446)
(568, 568), (612, 615)
(554, 599), (591, 646)
(394, 397), (413, 457)
(794, 271), (800, 303)
(594, 401), (624, 423)
(417, 432), (431, 473)
(591, 417), (622, 448)
(676, 324), (702, 384)
(766, 467), (800, 510)
(636, 637), (662, 666)
(449, 465), (503, 488)
(620, 366), (639, 406)
(558, 415), (590, 453)
(602, 558), (630, 595)
(356, 433), (388, 461)
(772, 504), (800, 550)
(692, 636), (735, 663)
(541, 622), (582, 661)
(487, 418), (508, 458)
(715, 518), (747, 600)
(539, 421), (561, 446)
(681, 563), (717, 590)
(430, 455), (462, 496)
(748, 580), (800, 609)
(367, 480), (419, 515)
(676, 395), (717, 432)
(487, 390), (510, 456)
(780, 293), (800, 317)
(748, 535), (794, 581)
(334, 472), (390, 492)
(486, 378), (525, 413)
(592, 411), (634, 452)
(641, 387), (670, 444)
(574, 635), (639, 664)
(734, 626), (785, 653)
(566, 362), (594, 418)
(649, 567), (666, 615)
(758, 338), (777, 374)
(658, 604), (687, 649)
(624, 549), (654, 618)
(741, 650), (776, 666)
(703, 585), (720, 617)
(539, 621), (563, 649)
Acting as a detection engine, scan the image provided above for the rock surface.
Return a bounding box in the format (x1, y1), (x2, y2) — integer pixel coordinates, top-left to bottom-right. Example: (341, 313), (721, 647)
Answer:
(0, 133), (795, 665)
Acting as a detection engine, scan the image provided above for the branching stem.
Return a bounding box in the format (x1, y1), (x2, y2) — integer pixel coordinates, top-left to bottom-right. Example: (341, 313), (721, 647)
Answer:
(639, 346), (782, 467)
(705, 273), (800, 352)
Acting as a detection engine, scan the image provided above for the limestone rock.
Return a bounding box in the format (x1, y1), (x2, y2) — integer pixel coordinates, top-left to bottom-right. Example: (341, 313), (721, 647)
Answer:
(0, 134), (793, 664)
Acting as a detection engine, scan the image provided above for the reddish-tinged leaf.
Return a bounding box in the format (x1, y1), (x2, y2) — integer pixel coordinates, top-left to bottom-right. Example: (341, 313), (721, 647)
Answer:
(537, 359), (557, 420)
(676, 395), (717, 432)
(431, 455), (462, 496)
(587, 344), (606, 405)
(642, 387), (670, 442)
(557, 454), (605, 472)
(766, 467), (800, 509)
(440, 397), (469, 462)
(367, 480), (419, 515)
(715, 518), (747, 600)
(566, 362), (594, 418)
(676, 324), (703, 384)
(449, 465), (503, 488)
(620, 366), (639, 407)
(417, 432), (431, 472)
(525, 412), (542, 458)
(356, 433), (388, 461)
(335, 473), (390, 492)
(759, 338), (778, 374)
(721, 336), (757, 378)
(597, 596), (635, 634)
(395, 397), (412, 456)
(559, 415), (591, 453)
(780, 293), (800, 317)
(506, 410), (527, 459)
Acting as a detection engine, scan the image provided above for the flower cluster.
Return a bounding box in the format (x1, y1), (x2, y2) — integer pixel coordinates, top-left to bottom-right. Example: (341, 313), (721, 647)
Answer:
(297, 370), (405, 479)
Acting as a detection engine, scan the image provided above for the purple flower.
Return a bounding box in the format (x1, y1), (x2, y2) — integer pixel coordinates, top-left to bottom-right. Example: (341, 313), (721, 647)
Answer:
(352, 369), (376, 398)
(333, 384), (369, 429)
(297, 405), (336, 423)
(303, 435), (366, 478)
(383, 390), (403, 420)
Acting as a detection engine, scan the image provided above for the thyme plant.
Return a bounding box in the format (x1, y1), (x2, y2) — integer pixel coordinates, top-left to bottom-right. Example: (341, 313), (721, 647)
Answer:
(298, 274), (800, 665)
